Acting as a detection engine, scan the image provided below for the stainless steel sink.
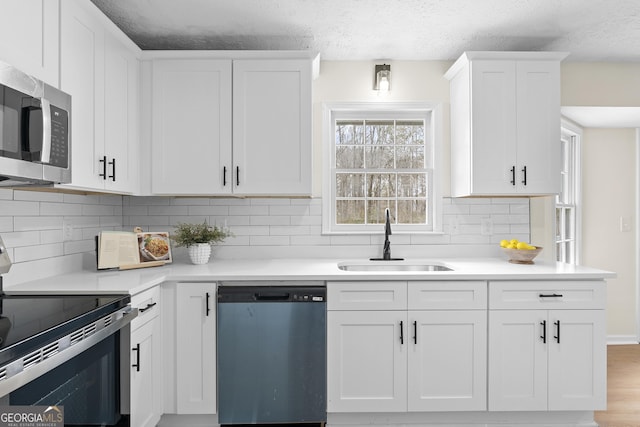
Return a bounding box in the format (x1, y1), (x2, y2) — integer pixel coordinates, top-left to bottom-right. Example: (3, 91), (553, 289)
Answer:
(337, 261), (453, 272)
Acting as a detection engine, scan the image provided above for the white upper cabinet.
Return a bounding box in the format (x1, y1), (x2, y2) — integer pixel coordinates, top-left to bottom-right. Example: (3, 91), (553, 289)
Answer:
(232, 59), (312, 195)
(445, 52), (567, 197)
(151, 60), (232, 195)
(146, 54), (314, 196)
(59, 0), (140, 194)
(0, 0), (59, 86)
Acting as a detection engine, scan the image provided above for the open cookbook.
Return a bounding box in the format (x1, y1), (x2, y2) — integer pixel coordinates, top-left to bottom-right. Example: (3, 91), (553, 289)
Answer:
(97, 231), (172, 270)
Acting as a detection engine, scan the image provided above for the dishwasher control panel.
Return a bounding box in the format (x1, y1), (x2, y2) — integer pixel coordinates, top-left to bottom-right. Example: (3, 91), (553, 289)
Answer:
(217, 285), (326, 303)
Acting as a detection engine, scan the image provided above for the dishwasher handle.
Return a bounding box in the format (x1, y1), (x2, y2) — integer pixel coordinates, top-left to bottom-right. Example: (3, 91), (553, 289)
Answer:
(254, 292), (290, 301)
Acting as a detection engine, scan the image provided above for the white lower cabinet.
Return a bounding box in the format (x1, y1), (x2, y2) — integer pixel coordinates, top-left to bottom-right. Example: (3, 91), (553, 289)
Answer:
(488, 281), (607, 411)
(327, 281), (487, 413)
(175, 282), (217, 414)
(130, 286), (162, 427)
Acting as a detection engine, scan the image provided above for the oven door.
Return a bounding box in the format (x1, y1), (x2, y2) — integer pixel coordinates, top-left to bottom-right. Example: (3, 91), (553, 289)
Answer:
(0, 306), (136, 426)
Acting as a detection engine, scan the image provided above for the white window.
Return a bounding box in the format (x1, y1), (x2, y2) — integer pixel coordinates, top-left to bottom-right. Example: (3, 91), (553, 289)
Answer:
(323, 102), (442, 234)
(556, 121), (582, 264)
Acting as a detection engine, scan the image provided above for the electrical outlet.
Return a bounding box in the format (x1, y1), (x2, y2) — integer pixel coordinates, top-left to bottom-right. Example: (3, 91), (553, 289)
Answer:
(481, 218), (494, 236)
(620, 216), (632, 232)
(63, 221), (73, 241)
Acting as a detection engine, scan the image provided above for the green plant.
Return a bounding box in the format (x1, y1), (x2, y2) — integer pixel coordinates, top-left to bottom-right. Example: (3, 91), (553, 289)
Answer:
(171, 221), (232, 248)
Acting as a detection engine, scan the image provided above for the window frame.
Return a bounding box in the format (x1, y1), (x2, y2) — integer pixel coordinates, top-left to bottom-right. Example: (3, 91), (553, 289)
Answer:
(556, 119), (582, 264)
(322, 102), (443, 235)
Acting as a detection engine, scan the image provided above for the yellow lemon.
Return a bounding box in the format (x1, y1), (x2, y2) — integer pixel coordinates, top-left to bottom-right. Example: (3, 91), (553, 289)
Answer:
(510, 239), (519, 245)
(500, 239), (509, 248)
(507, 243), (518, 249)
(516, 242), (529, 250)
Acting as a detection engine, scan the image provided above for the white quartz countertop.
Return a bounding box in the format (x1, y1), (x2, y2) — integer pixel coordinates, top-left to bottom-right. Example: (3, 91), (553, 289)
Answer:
(4, 258), (616, 296)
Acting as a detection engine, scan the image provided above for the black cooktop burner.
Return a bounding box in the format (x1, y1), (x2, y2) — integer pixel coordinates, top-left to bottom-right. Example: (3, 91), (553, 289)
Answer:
(0, 293), (130, 366)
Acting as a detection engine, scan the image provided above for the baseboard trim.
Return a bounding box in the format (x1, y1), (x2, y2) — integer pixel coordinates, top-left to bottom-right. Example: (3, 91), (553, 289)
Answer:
(607, 334), (639, 345)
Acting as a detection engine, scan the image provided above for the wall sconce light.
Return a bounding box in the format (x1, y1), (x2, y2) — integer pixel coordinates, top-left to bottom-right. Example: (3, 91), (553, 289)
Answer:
(374, 64), (391, 91)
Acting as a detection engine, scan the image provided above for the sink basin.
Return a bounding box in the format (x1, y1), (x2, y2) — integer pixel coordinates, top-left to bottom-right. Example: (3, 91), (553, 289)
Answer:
(337, 261), (453, 272)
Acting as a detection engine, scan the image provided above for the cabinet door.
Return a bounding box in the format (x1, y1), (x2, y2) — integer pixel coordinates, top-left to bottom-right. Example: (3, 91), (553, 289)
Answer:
(131, 317), (162, 427)
(151, 60), (232, 195)
(408, 310), (486, 411)
(515, 60), (561, 194)
(232, 59), (312, 195)
(488, 310), (547, 411)
(327, 311), (407, 412)
(0, 0), (59, 85)
(548, 310), (606, 410)
(470, 60), (517, 195)
(176, 283), (217, 414)
(103, 31), (139, 193)
(60, 0), (106, 190)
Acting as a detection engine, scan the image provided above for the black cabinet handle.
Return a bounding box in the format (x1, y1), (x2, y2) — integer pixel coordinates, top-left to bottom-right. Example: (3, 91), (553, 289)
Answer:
(236, 166), (240, 186)
(108, 158), (116, 181)
(139, 302), (156, 313)
(510, 166), (516, 185)
(99, 156), (107, 180)
(132, 343), (140, 372)
(554, 320), (561, 343)
(521, 166), (527, 186)
(540, 320), (547, 343)
(206, 292), (211, 316)
(539, 293), (563, 298)
(399, 321), (404, 345)
(223, 166), (227, 186)
(413, 320), (417, 344)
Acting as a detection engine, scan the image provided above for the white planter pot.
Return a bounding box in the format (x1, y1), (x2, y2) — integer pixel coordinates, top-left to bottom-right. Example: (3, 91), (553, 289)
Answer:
(187, 243), (212, 264)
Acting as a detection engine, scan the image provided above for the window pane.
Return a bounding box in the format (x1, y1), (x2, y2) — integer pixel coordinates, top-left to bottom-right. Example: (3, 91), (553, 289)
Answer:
(397, 200), (427, 224)
(564, 208), (573, 239)
(336, 121), (364, 145)
(555, 208), (562, 240)
(367, 200), (395, 224)
(336, 173), (365, 197)
(367, 173), (396, 197)
(365, 121), (394, 145)
(336, 146), (364, 169)
(396, 121), (424, 145)
(397, 174), (427, 197)
(396, 146), (425, 169)
(336, 200), (365, 224)
(365, 146), (394, 168)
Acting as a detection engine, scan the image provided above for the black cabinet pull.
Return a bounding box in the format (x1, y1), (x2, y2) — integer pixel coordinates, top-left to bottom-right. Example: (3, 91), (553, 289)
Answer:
(540, 320), (547, 343)
(554, 320), (561, 343)
(132, 343), (140, 372)
(539, 293), (563, 298)
(223, 166), (227, 186)
(413, 320), (417, 344)
(108, 158), (116, 181)
(236, 166), (240, 186)
(139, 302), (156, 313)
(99, 156), (107, 180)
(206, 292), (211, 316)
(399, 321), (404, 345)
(510, 166), (516, 185)
(521, 165), (527, 186)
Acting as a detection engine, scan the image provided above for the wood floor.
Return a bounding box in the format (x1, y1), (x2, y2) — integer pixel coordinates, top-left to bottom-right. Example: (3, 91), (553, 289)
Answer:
(595, 344), (640, 427)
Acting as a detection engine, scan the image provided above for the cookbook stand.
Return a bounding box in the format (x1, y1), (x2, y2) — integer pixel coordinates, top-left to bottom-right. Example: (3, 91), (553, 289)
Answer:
(95, 229), (172, 271)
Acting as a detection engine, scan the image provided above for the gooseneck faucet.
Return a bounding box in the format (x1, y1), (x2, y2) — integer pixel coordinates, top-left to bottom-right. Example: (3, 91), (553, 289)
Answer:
(383, 208), (392, 260)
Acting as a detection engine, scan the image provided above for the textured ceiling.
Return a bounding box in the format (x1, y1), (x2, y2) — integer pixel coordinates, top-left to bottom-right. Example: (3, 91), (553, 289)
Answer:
(91, 0), (640, 61)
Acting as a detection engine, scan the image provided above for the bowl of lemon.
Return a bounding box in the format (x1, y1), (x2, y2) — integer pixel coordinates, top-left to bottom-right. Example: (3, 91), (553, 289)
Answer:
(500, 239), (542, 264)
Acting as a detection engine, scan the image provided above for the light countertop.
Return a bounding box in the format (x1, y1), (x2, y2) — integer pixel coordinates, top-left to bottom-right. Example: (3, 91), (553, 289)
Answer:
(4, 258), (616, 296)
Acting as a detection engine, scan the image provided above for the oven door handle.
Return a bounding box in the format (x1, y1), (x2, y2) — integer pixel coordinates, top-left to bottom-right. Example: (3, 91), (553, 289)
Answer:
(0, 306), (138, 397)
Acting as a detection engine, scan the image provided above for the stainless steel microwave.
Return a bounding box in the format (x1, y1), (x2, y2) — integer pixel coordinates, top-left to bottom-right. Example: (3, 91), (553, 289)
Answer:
(0, 60), (71, 186)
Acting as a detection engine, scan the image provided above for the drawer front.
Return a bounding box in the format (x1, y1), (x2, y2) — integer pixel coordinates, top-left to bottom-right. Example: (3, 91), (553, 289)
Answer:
(328, 281), (407, 311)
(408, 281), (487, 310)
(489, 280), (606, 310)
(131, 285), (161, 329)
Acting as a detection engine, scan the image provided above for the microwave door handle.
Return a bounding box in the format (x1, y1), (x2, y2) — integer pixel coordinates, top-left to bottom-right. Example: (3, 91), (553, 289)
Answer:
(40, 98), (52, 164)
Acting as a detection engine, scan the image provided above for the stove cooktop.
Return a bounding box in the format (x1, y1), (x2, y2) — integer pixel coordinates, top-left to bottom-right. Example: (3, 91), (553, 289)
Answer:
(0, 294), (130, 366)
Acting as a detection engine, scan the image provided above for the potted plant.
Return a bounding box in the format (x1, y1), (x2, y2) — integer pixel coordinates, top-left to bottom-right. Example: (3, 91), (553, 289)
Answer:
(171, 221), (232, 264)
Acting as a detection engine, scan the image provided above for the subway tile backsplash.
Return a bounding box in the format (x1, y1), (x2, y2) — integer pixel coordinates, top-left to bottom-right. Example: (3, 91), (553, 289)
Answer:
(0, 189), (529, 285)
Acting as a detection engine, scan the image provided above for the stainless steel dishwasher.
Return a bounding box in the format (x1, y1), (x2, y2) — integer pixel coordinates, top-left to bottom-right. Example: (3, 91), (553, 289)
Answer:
(217, 283), (326, 425)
